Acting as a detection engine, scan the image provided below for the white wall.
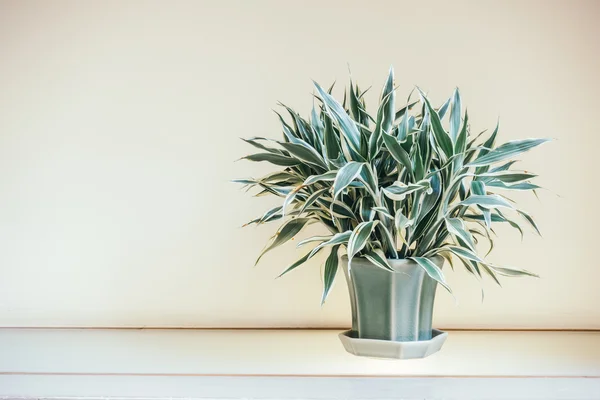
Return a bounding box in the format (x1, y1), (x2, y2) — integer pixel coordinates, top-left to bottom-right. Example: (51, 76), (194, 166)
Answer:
(0, 0), (598, 329)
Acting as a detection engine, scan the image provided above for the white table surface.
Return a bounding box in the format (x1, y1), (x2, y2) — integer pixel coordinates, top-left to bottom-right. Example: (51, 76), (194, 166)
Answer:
(1, 328), (599, 399)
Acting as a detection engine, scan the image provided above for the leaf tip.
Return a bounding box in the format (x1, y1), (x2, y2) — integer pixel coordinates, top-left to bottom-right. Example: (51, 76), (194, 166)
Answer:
(320, 295), (327, 306)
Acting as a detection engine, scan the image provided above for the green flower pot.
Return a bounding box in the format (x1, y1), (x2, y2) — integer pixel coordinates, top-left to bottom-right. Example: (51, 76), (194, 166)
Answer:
(342, 255), (444, 342)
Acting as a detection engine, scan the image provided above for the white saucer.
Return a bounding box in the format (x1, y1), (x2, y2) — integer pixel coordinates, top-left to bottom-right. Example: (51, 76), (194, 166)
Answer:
(338, 329), (448, 359)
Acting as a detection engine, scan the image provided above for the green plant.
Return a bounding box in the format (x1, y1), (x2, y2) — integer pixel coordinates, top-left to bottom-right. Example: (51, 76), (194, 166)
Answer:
(235, 67), (548, 303)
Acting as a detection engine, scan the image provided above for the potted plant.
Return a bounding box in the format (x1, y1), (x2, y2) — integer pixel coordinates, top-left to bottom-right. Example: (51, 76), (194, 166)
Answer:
(235, 67), (547, 359)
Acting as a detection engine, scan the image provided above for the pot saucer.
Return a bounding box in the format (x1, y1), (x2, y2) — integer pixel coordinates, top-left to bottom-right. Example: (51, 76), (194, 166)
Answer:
(338, 329), (448, 359)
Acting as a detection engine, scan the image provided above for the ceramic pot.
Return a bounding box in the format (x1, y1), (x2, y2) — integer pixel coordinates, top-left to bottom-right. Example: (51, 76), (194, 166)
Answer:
(342, 255), (443, 342)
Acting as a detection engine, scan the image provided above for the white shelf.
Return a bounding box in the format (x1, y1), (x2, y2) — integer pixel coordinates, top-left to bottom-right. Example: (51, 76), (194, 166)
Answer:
(1, 328), (599, 399)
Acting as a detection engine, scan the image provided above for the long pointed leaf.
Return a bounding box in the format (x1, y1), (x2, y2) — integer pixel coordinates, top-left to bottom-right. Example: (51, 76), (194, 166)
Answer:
(304, 171), (337, 186)
(381, 131), (413, 175)
(347, 221), (378, 260)
(382, 180), (430, 201)
(333, 162), (364, 198)
(242, 153), (300, 166)
(449, 88), (461, 143)
(409, 257), (452, 293)
(363, 248), (393, 271)
(314, 81), (363, 156)
(444, 246), (484, 263)
(321, 246), (340, 304)
(256, 218), (312, 264)
(468, 138), (550, 167)
(278, 251), (315, 278)
(446, 218), (476, 251)
(299, 188), (329, 214)
(309, 231), (352, 258)
(418, 89), (454, 158)
(488, 264), (539, 278)
(279, 142), (327, 170)
(458, 194), (514, 210)
(518, 210), (542, 236)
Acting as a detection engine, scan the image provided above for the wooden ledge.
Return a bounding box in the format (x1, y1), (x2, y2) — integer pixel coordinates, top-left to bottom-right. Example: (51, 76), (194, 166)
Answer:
(1, 328), (599, 399)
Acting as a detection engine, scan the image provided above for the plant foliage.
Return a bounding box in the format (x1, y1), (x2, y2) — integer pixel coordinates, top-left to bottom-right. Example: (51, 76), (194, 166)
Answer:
(236, 67), (547, 302)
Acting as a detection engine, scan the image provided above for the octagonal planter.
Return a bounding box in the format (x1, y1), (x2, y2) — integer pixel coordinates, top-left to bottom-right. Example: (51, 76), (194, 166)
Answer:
(340, 255), (446, 359)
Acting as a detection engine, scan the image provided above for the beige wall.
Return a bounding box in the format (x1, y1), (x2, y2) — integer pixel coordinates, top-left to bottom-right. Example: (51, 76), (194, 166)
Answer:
(0, 0), (598, 328)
